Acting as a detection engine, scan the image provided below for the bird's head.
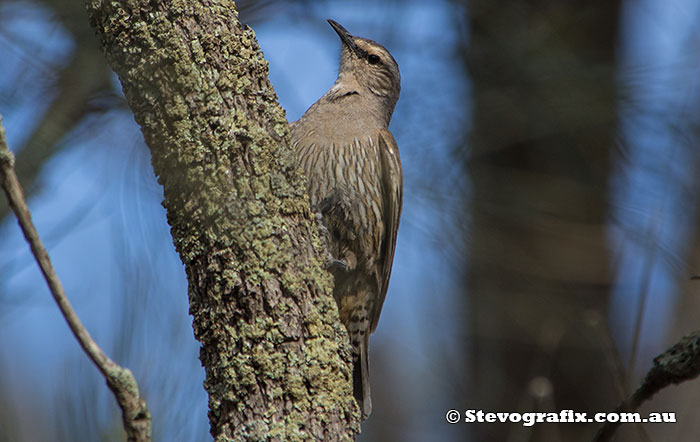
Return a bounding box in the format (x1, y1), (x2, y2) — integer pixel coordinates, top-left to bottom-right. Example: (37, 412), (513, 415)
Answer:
(328, 19), (401, 109)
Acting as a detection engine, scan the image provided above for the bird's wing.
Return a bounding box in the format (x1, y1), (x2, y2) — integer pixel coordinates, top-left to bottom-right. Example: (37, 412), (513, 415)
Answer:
(370, 129), (403, 332)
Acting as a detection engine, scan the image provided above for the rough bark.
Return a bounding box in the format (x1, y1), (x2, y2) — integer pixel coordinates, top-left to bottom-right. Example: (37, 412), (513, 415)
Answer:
(85, 1), (359, 440)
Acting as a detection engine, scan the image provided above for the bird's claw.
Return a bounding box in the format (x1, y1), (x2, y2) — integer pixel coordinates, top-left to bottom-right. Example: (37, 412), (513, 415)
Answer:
(330, 259), (350, 272)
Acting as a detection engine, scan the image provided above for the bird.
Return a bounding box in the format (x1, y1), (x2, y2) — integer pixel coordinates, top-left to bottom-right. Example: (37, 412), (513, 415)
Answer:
(290, 19), (402, 420)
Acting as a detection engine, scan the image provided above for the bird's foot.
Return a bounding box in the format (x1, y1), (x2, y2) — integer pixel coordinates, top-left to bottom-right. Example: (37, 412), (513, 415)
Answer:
(328, 258), (350, 272)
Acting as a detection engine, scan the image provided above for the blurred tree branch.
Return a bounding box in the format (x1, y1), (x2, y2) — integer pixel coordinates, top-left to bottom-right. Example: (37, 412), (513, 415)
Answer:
(85, 0), (359, 440)
(460, 1), (621, 440)
(0, 116), (152, 442)
(594, 331), (700, 442)
(0, 0), (304, 223)
(0, 0), (116, 222)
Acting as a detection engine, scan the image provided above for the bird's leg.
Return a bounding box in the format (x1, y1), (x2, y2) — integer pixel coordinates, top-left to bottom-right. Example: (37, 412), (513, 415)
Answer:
(330, 249), (357, 273)
(311, 207), (350, 272)
(317, 188), (358, 273)
(330, 259), (350, 272)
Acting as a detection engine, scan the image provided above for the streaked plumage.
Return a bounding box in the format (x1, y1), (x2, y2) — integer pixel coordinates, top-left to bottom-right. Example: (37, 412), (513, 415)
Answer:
(290, 20), (402, 420)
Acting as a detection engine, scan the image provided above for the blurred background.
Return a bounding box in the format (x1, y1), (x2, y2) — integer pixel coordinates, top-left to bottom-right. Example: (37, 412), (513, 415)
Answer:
(1, 0), (699, 441)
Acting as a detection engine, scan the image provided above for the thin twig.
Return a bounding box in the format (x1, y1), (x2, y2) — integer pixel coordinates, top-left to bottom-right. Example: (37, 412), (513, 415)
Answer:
(628, 212), (664, 376)
(0, 116), (151, 442)
(594, 331), (700, 442)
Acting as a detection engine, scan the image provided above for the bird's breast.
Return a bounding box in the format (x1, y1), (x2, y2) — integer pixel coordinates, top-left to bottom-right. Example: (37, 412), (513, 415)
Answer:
(293, 130), (386, 264)
(295, 134), (382, 209)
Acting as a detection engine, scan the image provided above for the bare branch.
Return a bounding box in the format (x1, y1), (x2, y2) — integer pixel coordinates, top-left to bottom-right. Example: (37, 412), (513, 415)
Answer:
(0, 115), (152, 442)
(594, 331), (700, 442)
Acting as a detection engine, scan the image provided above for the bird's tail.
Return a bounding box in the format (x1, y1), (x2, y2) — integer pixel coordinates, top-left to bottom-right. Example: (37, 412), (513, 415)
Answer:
(353, 335), (372, 420)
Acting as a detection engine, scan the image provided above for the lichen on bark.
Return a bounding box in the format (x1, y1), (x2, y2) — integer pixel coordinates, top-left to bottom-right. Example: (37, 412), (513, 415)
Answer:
(85, 0), (360, 439)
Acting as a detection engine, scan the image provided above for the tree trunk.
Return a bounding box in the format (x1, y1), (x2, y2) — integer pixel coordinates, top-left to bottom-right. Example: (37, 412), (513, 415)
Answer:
(461, 1), (621, 441)
(85, 1), (360, 440)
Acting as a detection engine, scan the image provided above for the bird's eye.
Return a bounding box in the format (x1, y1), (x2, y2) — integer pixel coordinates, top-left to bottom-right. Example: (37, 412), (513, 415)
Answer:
(367, 54), (381, 65)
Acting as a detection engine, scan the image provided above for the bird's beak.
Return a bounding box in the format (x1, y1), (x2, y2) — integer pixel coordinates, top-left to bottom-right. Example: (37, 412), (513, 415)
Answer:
(328, 19), (361, 56)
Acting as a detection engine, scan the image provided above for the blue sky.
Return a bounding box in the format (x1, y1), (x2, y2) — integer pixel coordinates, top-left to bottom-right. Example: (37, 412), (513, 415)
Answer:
(611, 0), (700, 372)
